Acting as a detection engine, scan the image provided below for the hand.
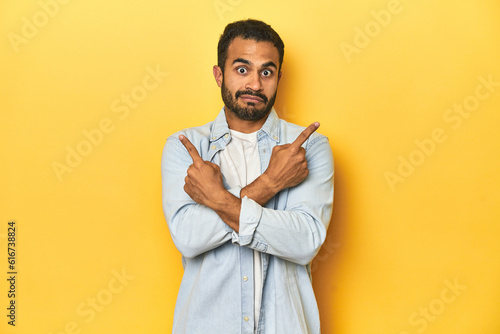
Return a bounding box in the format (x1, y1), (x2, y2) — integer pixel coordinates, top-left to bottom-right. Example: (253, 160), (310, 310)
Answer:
(262, 122), (320, 192)
(179, 135), (227, 207)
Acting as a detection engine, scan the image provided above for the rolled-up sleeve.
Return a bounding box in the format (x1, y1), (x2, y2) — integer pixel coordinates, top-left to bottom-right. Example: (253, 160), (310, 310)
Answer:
(231, 196), (263, 246)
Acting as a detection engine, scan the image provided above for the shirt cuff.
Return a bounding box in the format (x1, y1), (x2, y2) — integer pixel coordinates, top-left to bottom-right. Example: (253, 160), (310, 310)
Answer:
(231, 196), (262, 246)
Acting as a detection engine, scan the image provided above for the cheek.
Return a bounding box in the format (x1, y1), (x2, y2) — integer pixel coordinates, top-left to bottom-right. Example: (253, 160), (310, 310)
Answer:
(264, 82), (278, 96)
(223, 76), (242, 92)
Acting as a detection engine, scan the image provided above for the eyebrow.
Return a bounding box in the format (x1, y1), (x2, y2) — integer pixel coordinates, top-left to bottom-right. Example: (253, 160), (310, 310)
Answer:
(232, 58), (278, 70)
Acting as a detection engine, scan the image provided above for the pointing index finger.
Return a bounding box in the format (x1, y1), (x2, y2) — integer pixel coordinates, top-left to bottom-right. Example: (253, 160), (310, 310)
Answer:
(179, 135), (203, 163)
(291, 122), (320, 149)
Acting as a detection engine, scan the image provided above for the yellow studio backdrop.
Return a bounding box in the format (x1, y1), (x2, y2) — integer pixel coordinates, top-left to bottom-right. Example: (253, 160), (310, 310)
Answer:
(1, 0), (499, 333)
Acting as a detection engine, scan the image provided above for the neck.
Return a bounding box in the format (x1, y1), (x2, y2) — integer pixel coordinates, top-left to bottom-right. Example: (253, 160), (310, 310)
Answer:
(224, 107), (270, 133)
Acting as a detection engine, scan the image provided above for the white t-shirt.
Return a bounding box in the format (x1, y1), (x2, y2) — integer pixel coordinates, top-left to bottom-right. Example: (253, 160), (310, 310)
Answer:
(219, 129), (263, 332)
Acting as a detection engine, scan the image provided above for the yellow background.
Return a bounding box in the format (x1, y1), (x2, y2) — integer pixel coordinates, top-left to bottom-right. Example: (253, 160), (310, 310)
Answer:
(1, 0), (499, 333)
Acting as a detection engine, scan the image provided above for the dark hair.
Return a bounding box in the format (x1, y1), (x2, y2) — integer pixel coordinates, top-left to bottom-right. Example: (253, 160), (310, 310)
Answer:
(217, 19), (285, 73)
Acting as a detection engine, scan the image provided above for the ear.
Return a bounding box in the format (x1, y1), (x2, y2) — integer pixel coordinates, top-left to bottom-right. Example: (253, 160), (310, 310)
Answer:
(213, 65), (223, 88)
(278, 70), (282, 83)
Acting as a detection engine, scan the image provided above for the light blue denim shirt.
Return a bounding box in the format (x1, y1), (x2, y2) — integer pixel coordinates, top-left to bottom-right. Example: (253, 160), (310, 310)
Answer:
(161, 107), (334, 334)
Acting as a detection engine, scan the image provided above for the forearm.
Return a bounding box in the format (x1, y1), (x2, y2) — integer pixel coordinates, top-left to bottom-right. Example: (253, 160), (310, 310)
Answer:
(205, 189), (242, 233)
(206, 167), (287, 231)
(240, 172), (281, 206)
(213, 168), (292, 230)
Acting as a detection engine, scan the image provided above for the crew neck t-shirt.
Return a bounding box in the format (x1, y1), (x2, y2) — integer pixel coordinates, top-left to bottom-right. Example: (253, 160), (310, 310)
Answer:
(219, 129), (263, 332)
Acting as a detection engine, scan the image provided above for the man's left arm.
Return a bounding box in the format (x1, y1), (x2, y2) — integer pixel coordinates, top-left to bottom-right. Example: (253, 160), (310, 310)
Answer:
(237, 137), (334, 265)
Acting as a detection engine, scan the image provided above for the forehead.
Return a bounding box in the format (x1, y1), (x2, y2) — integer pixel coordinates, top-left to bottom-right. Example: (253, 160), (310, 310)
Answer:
(226, 37), (279, 66)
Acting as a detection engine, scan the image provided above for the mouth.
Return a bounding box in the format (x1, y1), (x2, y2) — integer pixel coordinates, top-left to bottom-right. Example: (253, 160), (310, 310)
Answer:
(239, 95), (264, 103)
(235, 90), (268, 104)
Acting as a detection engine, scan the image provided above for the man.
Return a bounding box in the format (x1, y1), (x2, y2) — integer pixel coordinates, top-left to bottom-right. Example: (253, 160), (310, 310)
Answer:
(162, 19), (334, 334)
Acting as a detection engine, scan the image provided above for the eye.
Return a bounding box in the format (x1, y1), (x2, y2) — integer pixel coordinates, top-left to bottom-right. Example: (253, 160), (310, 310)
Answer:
(262, 69), (272, 77)
(237, 67), (247, 74)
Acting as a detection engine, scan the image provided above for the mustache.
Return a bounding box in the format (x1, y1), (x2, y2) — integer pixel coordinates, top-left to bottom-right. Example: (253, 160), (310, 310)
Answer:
(235, 90), (268, 103)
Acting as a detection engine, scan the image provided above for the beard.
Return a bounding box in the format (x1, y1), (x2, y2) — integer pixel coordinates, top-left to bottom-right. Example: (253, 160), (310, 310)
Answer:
(221, 81), (277, 121)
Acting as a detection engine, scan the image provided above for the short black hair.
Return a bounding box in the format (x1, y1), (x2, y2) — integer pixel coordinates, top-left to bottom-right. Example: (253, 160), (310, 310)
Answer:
(217, 19), (284, 73)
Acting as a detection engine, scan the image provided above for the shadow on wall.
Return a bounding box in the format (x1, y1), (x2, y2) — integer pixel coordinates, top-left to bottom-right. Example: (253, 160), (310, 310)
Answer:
(312, 149), (346, 333)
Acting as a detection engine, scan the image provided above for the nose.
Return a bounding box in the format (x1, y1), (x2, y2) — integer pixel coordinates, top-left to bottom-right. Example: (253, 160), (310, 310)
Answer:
(245, 72), (263, 92)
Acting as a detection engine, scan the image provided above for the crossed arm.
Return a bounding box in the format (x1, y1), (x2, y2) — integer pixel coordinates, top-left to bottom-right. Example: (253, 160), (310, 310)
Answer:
(178, 122), (320, 233)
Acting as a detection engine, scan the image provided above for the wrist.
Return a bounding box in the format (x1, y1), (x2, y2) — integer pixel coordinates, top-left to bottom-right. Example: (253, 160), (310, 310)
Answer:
(260, 172), (280, 195)
(210, 189), (242, 233)
(210, 188), (239, 212)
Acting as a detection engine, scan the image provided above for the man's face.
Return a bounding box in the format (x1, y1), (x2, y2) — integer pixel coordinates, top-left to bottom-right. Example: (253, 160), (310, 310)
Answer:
(215, 37), (281, 122)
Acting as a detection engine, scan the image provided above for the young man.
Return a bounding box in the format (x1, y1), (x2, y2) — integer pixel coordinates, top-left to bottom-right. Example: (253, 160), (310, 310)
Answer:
(162, 19), (334, 334)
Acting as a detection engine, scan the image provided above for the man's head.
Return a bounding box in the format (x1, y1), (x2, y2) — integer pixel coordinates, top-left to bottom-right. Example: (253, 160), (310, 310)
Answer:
(213, 19), (285, 127)
(217, 19), (284, 74)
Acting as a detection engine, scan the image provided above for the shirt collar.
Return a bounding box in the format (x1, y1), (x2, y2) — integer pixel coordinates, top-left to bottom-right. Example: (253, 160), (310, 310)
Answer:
(210, 107), (280, 143)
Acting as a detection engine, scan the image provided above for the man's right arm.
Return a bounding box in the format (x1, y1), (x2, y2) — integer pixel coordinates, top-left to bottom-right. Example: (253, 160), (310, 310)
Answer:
(161, 137), (234, 258)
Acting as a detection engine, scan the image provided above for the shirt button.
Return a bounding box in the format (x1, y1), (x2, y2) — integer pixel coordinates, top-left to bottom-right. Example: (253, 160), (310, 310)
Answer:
(244, 316), (249, 322)
(273, 135), (278, 140)
(212, 136), (216, 140)
(243, 276), (248, 281)
(211, 145), (216, 150)
(224, 134), (229, 138)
